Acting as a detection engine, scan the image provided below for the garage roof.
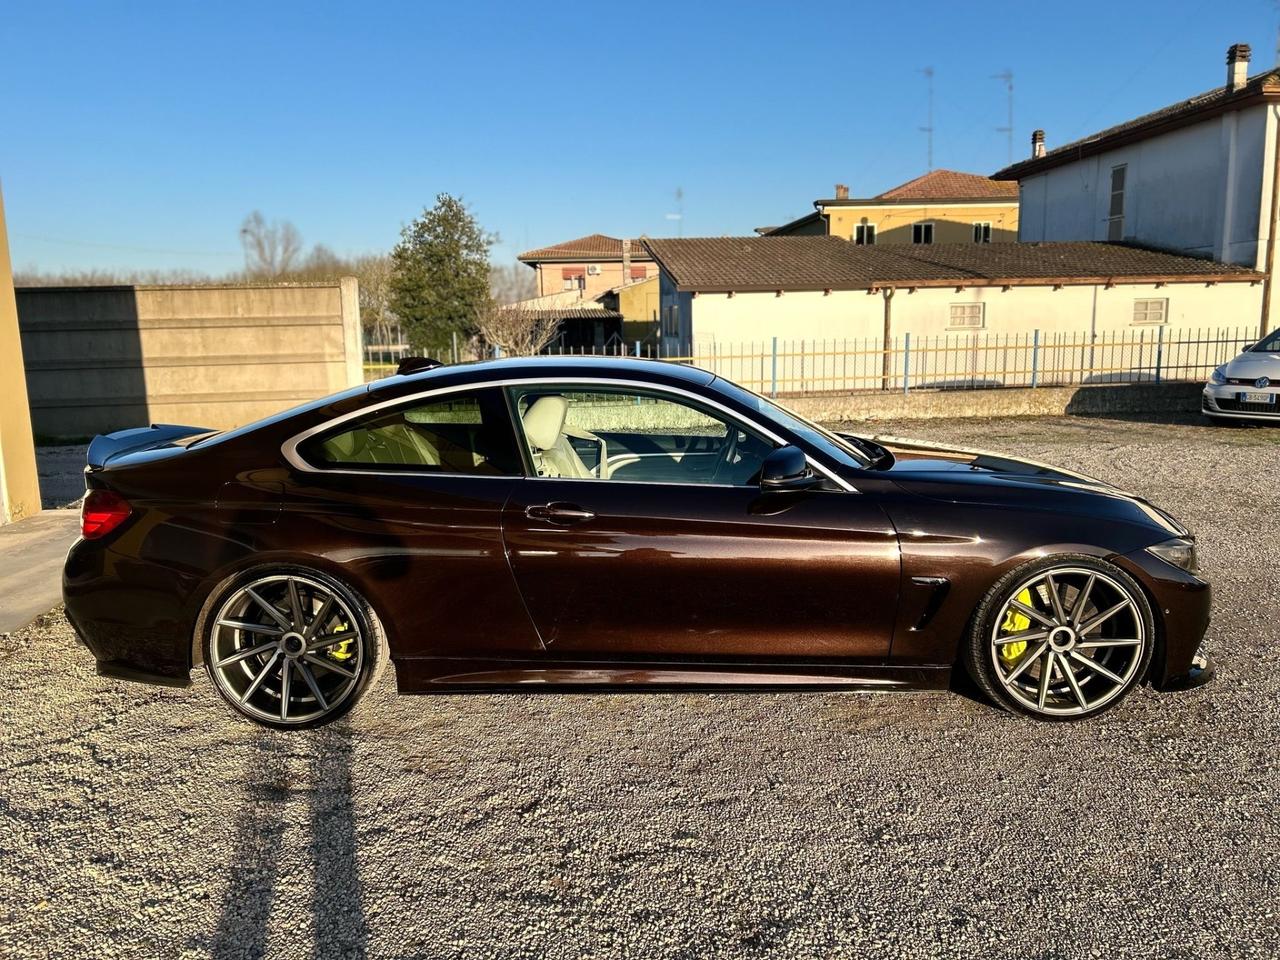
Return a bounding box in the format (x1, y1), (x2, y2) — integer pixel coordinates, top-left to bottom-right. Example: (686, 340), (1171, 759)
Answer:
(641, 237), (1262, 292)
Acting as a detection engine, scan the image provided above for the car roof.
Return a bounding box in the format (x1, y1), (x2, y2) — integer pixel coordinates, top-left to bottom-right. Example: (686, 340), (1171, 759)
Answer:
(368, 355), (717, 398)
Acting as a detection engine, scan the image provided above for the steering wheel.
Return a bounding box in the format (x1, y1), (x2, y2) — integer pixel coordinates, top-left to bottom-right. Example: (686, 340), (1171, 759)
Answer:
(710, 425), (741, 484)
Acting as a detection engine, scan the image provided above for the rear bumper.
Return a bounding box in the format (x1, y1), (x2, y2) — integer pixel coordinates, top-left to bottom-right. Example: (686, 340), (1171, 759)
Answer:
(1114, 548), (1212, 691)
(64, 538), (194, 686)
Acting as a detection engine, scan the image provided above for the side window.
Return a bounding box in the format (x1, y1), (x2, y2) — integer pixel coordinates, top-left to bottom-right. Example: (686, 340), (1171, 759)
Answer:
(301, 389), (521, 475)
(509, 386), (777, 487)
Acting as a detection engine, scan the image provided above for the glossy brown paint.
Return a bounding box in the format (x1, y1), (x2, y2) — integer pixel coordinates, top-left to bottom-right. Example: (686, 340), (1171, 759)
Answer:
(62, 356), (1212, 698)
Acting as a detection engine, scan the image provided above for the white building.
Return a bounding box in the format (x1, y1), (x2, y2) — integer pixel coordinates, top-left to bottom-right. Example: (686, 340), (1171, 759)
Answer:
(997, 43), (1279, 332)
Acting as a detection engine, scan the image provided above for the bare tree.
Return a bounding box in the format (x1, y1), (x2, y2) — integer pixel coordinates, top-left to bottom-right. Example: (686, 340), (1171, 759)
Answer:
(352, 254), (396, 343)
(474, 298), (560, 356)
(239, 211), (304, 278)
(489, 261), (537, 304)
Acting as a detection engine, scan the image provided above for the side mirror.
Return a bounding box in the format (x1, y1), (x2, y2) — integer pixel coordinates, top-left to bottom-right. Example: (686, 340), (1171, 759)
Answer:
(760, 445), (821, 492)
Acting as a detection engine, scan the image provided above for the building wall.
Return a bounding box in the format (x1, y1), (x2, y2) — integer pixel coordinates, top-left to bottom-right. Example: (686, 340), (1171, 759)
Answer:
(530, 258), (655, 300)
(618, 276), (660, 344)
(684, 280), (1263, 345)
(821, 201), (1018, 244)
(0, 187), (41, 523)
(1017, 104), (1272, 270)
(17, 279), (364, 439)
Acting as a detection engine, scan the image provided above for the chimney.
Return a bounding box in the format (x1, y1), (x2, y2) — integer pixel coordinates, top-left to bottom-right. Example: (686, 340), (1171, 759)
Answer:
(1227, 43), (1251, 92)
(621, 238), (631, 284)
(834, 183), (849, 200)
(1031, 129), (1046, 159)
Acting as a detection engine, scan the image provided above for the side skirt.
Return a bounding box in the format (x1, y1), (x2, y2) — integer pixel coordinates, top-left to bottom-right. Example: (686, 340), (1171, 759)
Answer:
(393, 657), (951, 694)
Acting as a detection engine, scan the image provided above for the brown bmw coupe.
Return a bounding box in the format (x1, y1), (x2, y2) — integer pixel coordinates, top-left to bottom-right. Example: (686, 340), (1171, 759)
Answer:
(64, 357), (1212, 727)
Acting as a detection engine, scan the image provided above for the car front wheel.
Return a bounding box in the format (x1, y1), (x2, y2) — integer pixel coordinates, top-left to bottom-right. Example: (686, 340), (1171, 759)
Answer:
(198, 566), (384, 729)
(964, 556), (1154, 720)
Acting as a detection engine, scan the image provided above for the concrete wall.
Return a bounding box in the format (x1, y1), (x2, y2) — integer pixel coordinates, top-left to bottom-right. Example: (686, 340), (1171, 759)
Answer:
(685, 279), (1263, 345)
(787, 381), (1206, 423)
(822, 201), (1018, 244)
(17, 278), (364, 439)
(1017, 104), (1271, 270)
(0, 187), (41, 523)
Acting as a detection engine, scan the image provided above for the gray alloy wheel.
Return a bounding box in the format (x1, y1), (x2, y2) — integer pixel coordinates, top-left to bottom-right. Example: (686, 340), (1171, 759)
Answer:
(966, 557), (1154, 719)
(203, 570), (376, 728)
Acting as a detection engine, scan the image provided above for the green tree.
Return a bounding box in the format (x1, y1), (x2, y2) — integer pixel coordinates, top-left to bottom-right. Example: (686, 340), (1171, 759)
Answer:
(389, 194), (494, 354)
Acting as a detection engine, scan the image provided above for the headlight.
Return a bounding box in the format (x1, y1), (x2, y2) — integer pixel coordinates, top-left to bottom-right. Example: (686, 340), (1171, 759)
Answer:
(1146, 537), (1198, 572)
(1209, 365), (1227, 384)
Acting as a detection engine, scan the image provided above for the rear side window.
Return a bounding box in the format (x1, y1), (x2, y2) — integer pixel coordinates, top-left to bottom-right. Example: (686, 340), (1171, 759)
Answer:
(300, 388), (522, 475)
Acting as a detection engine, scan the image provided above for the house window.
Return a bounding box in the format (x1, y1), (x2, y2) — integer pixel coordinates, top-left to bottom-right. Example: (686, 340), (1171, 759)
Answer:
(949, 303), (985, 329)
(972, 222), (992, 243)
(1132, 298), (1167, 325)
(630, 266), (647, 281)
(854, 223), (877, 245)
(562, 267), (585, 291)
(912, 222), (934, 245)
(1107, 165), (1126, 241)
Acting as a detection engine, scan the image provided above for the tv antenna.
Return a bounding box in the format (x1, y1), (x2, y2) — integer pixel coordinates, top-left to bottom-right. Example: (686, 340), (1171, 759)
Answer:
(919, 67), (935, 170)
(992, 69), (1014, 164)
(665, 186), (684, 237)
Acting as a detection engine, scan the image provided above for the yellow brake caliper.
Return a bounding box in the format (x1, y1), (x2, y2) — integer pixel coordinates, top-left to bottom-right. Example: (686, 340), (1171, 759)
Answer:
(325, 618), (356, 663)
(999, 588), (1034, 663)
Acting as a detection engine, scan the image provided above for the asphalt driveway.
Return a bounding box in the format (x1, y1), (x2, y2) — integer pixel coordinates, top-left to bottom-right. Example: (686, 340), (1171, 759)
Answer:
(2, 414), (1277, 959)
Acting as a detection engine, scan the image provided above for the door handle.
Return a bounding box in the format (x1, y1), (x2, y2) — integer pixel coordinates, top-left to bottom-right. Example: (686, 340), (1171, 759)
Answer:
(525, 502), (596, 525)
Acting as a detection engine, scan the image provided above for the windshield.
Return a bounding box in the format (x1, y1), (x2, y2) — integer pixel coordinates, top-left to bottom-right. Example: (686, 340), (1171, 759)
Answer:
(711, 378), (871, 469)
(1251, 329), (1280, 352)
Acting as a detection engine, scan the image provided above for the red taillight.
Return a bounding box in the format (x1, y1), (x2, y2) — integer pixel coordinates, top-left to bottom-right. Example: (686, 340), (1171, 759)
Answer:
(81, 490), (132, 540)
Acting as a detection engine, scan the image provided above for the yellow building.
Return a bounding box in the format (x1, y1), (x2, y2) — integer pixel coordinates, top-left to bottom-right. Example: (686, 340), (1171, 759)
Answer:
(763, 169), (1019, 246)
(0, 185), (41, 524)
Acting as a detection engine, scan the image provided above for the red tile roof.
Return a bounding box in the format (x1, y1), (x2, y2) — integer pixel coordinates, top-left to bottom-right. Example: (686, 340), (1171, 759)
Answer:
(517, 234), (652, 262)
(816, 170), (1018, 206)
(642, 237), (1260, 292)
(875, 169), (1019, 201)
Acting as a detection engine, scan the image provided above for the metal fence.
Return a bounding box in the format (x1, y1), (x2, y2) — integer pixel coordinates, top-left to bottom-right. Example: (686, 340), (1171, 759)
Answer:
(365, 326), (1256, 396)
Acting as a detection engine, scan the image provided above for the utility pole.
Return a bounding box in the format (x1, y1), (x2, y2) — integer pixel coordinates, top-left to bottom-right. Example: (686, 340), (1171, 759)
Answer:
(665, 187), (684, 238)
(992, 69), (1014, 165)
(919, 67), (935, 171)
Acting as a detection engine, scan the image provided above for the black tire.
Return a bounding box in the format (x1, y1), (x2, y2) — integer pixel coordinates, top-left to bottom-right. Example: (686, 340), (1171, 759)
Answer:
(196, 564), (386, 730)
(963, 554), (1155, 721)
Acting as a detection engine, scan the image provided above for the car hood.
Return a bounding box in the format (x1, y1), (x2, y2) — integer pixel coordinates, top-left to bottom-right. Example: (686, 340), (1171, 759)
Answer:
(1223, 350), (1280, 381)
(863, 435), (1189, 537)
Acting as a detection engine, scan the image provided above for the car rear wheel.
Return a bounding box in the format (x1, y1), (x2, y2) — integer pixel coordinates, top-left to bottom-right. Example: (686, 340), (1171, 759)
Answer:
(964, 556), (1154, 720)
(199, 567), (384, 729)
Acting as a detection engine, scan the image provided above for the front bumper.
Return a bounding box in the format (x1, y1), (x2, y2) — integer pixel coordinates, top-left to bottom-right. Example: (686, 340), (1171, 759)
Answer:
(1202, 383), (1280, 421)
(1114, 547), (1212, 691)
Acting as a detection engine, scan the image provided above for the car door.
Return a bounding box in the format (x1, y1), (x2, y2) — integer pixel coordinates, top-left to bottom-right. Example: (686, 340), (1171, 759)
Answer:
(501, 382), (900, 660)
(281, 385), (542, 659)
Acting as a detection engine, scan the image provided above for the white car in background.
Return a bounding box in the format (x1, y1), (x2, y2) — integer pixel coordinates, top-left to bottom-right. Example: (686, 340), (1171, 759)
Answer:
(1203, 328), (1280, 424)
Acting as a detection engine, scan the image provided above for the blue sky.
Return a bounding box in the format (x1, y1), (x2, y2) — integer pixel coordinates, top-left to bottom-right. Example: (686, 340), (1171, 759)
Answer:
(0, 0), (1273, 274)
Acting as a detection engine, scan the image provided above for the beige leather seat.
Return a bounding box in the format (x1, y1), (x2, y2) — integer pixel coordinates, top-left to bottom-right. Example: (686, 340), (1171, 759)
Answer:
(521, 396), (594, 479)
(322, 423), (441, 466)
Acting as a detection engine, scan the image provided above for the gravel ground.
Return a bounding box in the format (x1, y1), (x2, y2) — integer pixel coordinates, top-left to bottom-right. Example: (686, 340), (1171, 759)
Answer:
(2, 413), (1278, 960)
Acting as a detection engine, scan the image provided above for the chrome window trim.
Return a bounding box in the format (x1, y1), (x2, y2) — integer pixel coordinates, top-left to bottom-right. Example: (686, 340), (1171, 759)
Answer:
(281, 377), (857, 493)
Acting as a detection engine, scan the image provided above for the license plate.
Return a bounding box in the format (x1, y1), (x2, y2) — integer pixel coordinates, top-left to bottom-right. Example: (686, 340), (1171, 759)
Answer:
(1238, 391), (1276, 404)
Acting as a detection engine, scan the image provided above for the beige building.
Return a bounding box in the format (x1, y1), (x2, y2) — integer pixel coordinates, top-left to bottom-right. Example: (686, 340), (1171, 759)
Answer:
(764, 170), (1019, 245)
(645, 236), (1262, 355)
(517, 234), (655, 299)
(0, 186), (41, 524)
